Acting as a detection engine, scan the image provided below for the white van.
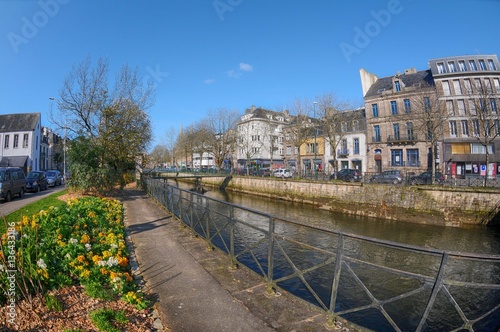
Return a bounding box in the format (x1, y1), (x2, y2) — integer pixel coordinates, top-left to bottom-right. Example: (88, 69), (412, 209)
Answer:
(0, 167), (26, 201)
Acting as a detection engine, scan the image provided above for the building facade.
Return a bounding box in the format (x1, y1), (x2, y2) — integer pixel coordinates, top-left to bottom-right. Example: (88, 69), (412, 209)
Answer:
(428, 54), (500, 178)
(0, 113), (42, 173)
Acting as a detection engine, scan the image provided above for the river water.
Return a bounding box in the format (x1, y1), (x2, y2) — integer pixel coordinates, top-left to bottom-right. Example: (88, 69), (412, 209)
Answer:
(191, 185), (500, 255)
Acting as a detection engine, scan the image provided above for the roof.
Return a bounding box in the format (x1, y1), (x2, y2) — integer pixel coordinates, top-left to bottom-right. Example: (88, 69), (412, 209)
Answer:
(364, 70), (434, 99)
(0, 113), (41, 132)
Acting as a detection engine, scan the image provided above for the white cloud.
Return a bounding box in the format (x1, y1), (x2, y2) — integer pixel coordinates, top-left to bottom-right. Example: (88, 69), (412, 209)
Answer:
(204, 79), (216, 84)
(239, 62), (253, 72)
(226, 70), (241, 78)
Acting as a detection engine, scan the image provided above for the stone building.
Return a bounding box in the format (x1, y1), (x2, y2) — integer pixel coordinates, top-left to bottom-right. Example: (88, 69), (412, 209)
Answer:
(428, 54), (500, 178)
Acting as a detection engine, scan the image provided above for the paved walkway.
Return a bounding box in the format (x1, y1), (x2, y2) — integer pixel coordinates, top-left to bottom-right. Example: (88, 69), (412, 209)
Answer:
(117, 187), (336, 332)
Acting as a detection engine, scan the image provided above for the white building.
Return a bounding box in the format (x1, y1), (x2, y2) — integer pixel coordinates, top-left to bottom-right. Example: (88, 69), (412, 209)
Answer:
(0, 113), (42, 172)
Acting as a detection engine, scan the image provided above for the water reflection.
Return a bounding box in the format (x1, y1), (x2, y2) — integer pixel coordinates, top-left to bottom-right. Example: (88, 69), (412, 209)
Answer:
(182, 184), (500, 255)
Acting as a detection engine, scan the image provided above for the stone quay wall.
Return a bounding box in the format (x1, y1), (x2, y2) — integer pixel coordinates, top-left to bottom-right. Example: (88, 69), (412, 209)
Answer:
(194, 176), (500, 227)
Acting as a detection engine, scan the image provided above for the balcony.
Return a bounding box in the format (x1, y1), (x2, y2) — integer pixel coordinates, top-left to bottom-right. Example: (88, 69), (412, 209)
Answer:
(337, 149), (349, 158)
(387, 134), (419, 145)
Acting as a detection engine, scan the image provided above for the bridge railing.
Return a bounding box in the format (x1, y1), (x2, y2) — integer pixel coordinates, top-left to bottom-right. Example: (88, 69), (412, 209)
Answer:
(142, 174), (500, 332)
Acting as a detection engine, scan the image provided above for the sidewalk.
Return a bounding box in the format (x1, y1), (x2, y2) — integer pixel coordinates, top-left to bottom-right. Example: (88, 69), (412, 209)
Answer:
(117, 187), (332, 332)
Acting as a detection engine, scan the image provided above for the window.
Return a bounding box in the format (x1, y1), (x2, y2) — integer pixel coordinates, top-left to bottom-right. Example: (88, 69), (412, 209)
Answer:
(424, 97), (431, 111)
(437, 62), (446, 74)
(307, 143), (318, 154)
(490, 99), (498, 114)
(251, 135), (261, 141)
(494, 78), (500, 93)
(442, 80), (451, 96)
(461, 120), (469, 136)
(472, 120), (480, 137)
(457, 99), (466, 116)
(353, 138), (360, 155)
(495, 120), (500, 135)
(286, 146), (292, 155)
(340, 139), (347, 153)
(479, 59), (487, 70)
(374, 125), (381, 142)
(446, 100), (455, 116)
(469, 60), (477, 71)
(406, 149), (419, 167)
(23, 134), (29, 148)
(395, 80), (401, 92)
(448, 61), (457, 73)
(485, 120), (491, 137)
(449, 121), (458, 136)
(371, 104), (379, 117)
(474, 78), (482, 92)
(471, 143), (493, 154)
(13, 134), (19, 148)
(488, 59), (496, 70)
(352, 120), (359, 131)
(485, 78), (493, 93)
(4, 135), (9, 149)
(464, 79), (473, 93)
(453, 80), (462, 95)
(391, 149), (403, 166)
(391, 101), (398, 115)
(341, 122), (347, 132)
(407, 122), (414, 140)
(458, 60), (467, 71)
(404, 99), (411, 113)
(393, 123), (400, 140)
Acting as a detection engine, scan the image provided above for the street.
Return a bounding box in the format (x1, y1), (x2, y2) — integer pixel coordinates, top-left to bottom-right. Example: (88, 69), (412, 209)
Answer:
(0, 185), (66, 217)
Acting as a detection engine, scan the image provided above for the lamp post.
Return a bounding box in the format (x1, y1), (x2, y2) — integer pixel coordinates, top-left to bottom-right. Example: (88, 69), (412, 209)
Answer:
(313, 101), (318, 180)
(49, 97), (66, 180)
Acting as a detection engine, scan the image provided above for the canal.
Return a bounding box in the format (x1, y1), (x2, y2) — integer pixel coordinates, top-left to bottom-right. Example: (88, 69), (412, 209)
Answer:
(175, 180), (500, 255)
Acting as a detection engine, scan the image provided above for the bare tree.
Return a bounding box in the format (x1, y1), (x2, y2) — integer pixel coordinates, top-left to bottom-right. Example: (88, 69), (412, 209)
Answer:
(464, 78), (500, 186)
(236, 120), (261, 175)
(285, 98), (314, 177)
(202, 108), (240, 170)
(409, 83), (446, 183)
(316, 93), (357, 179)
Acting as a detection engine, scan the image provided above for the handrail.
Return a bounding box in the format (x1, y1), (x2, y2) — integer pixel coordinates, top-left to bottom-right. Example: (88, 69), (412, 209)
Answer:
(141, 174), (500, 331)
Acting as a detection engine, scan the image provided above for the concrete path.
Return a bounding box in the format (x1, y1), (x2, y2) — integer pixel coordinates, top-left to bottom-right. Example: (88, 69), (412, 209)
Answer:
(117, 187), (341, 332)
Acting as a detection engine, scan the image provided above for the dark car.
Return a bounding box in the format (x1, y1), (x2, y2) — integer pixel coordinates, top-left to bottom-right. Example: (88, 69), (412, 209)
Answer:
(371, 170), (405, 184)
(26, 171), (48, 193)
(0, 167), (26, 201)
(45, 169), (63, 187)
(409, 171), (445, 185)
(330, 169), (362, 182)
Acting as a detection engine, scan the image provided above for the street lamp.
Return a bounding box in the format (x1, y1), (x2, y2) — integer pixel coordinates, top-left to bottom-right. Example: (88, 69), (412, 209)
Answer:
(313, 101), (318, 180)
(49, 97), (66, 179)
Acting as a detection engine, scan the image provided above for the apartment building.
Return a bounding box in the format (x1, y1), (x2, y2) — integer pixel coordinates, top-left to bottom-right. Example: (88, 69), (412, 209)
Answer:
(428, 54), (500, 178)
(361, 68), (436, 174)
(236, 106), (291, 170)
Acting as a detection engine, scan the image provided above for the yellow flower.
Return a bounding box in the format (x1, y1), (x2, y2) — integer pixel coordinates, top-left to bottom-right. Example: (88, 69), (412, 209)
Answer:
(102, 250), (112, 259)
(80, 234), (90, 244)
(22, 215), (30, 227)
(81, 269), (91, 278)
(92, 255), (101, 264)
(76, 255), (86, 263)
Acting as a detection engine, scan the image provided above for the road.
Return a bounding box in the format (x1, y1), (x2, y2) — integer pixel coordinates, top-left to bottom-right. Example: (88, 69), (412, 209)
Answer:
(0, 185), (67, 217)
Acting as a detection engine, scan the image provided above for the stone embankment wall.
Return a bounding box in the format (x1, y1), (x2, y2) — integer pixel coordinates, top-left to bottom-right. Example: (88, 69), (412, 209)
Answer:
(196, 176), (500, 227)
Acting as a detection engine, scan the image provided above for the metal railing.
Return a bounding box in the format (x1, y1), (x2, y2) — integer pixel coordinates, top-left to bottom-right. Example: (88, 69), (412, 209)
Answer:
(142, 175), (500, 331)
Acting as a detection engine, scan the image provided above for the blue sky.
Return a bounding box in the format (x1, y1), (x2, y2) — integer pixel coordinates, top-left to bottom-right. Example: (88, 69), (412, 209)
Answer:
(1, 0), (499, 148)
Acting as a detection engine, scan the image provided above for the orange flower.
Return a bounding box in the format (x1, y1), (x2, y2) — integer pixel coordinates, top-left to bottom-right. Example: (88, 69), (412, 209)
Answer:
(80, 234), (90, 244)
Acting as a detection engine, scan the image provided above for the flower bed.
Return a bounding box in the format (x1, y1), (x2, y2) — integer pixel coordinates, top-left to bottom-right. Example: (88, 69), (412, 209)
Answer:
(0, 196), (150, 330)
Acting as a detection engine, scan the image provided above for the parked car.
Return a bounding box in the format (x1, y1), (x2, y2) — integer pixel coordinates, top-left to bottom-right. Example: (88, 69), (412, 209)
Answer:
(26, 171), (48, 192)
(0, 167), (26, 201)
(330, 169), (362, 182)
(45, 169), (63, 187)
(409, 171), (445, 185)
(370, 170), (405, 184)
(273, 169), (293, 178)
(252, 167), (272, 177)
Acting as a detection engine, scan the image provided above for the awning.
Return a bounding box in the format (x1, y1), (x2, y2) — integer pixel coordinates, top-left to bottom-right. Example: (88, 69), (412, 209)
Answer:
(0, 156), (28, 167)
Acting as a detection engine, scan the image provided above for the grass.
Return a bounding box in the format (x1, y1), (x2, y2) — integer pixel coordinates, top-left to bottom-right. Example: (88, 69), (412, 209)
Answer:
(0, 189), (68, 234)
(90, 308), (128, 332)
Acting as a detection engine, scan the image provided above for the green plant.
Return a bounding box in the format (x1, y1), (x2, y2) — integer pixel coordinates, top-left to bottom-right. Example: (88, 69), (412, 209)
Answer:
(90, 308), (128, 332)
(44, 293), (63, 311)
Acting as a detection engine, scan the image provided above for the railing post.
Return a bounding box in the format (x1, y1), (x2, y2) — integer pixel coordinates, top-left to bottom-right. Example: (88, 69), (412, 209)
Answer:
(325, 233), (344, 329)
(265, 216), (276, 297)
(229, 205), (237, 268)
(416, 252), (448, 332)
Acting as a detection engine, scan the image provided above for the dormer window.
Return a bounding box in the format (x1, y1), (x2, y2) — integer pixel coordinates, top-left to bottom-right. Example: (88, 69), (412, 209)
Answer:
(448, 61), (457, 73)
(394, 81), (401, 92)
(469, 60), (477, 71)
(437, 62), (446, 74)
